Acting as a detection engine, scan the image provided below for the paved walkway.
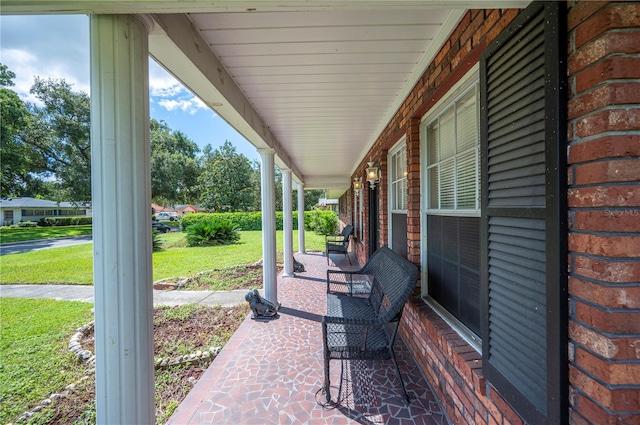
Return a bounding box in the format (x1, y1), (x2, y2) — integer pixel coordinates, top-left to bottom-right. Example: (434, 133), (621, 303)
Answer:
(0, 284), (250, 307)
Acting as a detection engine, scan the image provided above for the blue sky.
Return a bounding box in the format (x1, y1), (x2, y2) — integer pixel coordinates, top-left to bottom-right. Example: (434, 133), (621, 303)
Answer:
(0, 14), (260, 162)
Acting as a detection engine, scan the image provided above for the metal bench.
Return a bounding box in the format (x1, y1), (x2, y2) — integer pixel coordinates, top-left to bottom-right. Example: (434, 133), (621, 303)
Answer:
(321, 246), (418, 404)
(325, 224), (353, 265)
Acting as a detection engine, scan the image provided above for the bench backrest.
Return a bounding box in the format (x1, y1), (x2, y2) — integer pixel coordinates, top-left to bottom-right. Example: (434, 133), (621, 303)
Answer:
(340, 225), (353, 240)
(359, 246), (418, 323)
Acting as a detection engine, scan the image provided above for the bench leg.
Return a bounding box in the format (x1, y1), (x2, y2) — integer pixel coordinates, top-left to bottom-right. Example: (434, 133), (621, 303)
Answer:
(322, 324), (332, 403)
(390, 349), (410, 404)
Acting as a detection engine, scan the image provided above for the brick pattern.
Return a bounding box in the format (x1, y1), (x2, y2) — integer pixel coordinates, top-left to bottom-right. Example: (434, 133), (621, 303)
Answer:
(568, 2), (640, 423)
(340, 7), (527, 425)
(339, 2), (640, 424)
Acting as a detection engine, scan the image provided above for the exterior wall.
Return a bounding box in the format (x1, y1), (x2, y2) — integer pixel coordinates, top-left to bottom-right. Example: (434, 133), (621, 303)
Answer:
(343, 2), (640, 424)
(566, 2), (640, 423)
(350, 7), (523, 423)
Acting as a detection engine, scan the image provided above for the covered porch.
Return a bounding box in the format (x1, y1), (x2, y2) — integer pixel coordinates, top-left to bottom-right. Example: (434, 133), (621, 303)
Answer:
(168, 251), (449, 424)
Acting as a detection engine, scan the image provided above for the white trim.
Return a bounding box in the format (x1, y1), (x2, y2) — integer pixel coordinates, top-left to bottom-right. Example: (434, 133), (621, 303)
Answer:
(387, 136), (408, 251)
(419, 64), (481, 340)
(423, 296), (481, 352)
(421, 62), (480, 126)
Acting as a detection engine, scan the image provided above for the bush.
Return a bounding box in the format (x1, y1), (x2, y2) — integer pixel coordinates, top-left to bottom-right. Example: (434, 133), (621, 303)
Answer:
(38, 216), (92, 227)
(17, 221), (38, 227)
(180, 210), (338, 234)
(307, 209), (338, 235)
(152, 229), (164, 252)
(185, 217), (240, 247)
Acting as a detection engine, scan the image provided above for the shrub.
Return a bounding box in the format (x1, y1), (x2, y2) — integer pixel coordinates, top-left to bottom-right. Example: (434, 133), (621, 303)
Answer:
(181, 211), (337, 233)
(152, 229), (164, 252)
(307, 209), (338, 235)
(38, 216), (92, 227)
(185, 217), (240, 247)
(17, 221), (37, 228)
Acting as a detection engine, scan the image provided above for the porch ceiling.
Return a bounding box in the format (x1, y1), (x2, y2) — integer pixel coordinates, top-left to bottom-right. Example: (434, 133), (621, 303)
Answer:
(3, 1), (528, 198)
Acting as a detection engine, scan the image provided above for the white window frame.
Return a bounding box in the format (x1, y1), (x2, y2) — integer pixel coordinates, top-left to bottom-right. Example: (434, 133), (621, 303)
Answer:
(388, 137), (407, 250)
(420, 63), (482, 351)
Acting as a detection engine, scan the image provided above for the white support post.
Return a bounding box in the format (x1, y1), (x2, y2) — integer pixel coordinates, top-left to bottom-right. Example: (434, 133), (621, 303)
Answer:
(90, 15), (154, 425)
(259, 149), (278, 305)
(297, 182), (305, 254)
(282, 169), (293, 277)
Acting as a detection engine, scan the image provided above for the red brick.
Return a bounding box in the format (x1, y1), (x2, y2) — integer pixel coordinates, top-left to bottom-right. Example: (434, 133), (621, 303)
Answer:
(570, 321), (640, 361)
(572, 209), (640, 232)
(568, 185), (640, 208)
(485, 9), (520, 46)
(570, 365), (640, 411)
(488, 387), (524, 425)
(568, 83), (640, 120)
(569, 31), (640, 74)
(568, 1), (608, 32)
(576, 346), (640, 385)
(574, 159), (640, 185)
(573, 392), (640, 425)
(568, 135), (640, 164)
(569, 233), (640, 257)
(575, 4), (640, 48)
(577, 109), (640, 141)
(570, 277), (640, 309)
(575, 57), (640, 94)
(569, 408), (591, 425)
(573, 256), (640, 284)
(574, 300), (640, 334)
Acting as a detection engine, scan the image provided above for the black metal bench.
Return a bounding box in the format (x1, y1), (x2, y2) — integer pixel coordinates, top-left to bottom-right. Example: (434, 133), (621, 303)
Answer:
(325, 224), (353, 265)
(321, 246), (418, 404)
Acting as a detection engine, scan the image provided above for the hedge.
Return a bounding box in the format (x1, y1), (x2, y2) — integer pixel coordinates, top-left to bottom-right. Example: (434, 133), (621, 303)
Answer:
(38, 216), (93, 227)
(180, 210), (338, 235)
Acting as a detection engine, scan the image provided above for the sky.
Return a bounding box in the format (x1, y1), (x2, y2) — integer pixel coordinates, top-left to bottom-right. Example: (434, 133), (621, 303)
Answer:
(0, 14), (260, 162)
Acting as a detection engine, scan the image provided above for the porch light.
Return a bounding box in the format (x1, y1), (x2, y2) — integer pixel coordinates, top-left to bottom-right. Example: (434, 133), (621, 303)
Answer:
(353, 177), (362, 196)
(366, 161), (380, 189)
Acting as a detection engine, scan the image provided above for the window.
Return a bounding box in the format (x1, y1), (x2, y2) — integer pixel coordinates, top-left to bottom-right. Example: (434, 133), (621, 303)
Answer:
(389, 144), (407, 212)
(421, 66), (481, 345)
(389, 140), (408, 257)
(425, 87), (479, 212)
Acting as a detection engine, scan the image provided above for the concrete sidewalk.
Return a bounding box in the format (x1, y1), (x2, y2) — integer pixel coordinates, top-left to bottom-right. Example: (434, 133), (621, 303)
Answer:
(0, 284), (250, 307)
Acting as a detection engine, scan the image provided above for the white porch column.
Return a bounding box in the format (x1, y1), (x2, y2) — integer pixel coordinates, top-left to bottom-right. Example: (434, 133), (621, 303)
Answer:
(282, 169), (293, 277)
(90, 15), (154, 424)
(259, 149), (278, 305)
(297, 182), (305, 254)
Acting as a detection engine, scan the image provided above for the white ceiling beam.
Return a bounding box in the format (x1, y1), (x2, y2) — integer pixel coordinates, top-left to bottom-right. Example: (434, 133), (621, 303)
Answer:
(148, 13), (303, 182)
(2, 1), (530, 15)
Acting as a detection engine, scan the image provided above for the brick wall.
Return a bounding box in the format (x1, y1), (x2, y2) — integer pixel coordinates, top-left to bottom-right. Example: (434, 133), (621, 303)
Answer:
(567, 1), (640, 424)
(338, 2), (640, 424)
(361, 7), (525, 425)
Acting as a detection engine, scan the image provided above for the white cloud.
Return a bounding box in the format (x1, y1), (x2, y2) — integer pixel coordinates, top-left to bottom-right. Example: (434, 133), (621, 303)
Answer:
(148, 60), (208, 115)
(157, 98), (207, 115)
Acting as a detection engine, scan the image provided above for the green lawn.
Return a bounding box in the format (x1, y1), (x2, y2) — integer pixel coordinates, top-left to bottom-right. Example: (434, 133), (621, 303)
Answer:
(0, 230), (326, 285)
(0, 298), (94, 424)
(0, 225), (93, 244)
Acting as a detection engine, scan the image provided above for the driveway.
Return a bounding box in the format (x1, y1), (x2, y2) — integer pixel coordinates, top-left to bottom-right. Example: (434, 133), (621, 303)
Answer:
(0, 235), (93, 256)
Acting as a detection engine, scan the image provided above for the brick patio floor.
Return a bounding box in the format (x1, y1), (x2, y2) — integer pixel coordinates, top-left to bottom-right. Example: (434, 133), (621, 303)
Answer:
(168, 251), (450, 425)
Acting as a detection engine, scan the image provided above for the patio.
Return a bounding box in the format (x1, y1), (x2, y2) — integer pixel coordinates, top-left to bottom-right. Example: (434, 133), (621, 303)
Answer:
(168, 251), (450, 425)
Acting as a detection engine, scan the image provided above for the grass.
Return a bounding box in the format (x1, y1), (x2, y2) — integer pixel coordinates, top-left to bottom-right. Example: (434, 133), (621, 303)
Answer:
(0, 230), (327, 285)
(0, 225), (93, 244)
(0, 298), (94, 424)
(0, 299), (249, 424)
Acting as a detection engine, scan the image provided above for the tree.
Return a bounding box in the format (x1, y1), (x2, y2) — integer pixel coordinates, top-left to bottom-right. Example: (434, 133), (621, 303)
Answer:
(0, 64), (48, 197)
(150, 119), (201, 206)
(20, 77), (91, 202)
(199, 141), (257, 212)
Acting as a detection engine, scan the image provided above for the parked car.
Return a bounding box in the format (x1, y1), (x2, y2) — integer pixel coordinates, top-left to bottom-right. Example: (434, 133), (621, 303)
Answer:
(152, 220), (171, 233)
(156, 212), (180, 222)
